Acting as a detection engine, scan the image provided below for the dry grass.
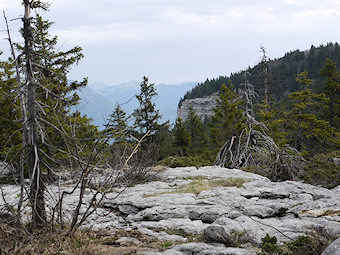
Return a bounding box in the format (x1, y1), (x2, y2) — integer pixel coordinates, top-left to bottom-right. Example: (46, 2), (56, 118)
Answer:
(177, 178), (248, 195)
(143, 177), (248, 197)
(0, 222), (204, 255)
(0, 224), (173, 255)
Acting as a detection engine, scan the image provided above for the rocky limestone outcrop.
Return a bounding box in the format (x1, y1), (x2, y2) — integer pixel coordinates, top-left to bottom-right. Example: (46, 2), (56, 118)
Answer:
(177, 95), (217, 121)
(1, 166), (339, 254)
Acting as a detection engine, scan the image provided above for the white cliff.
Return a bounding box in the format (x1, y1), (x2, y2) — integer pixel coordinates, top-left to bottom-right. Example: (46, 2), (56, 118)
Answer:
(177, 94), (218, 121)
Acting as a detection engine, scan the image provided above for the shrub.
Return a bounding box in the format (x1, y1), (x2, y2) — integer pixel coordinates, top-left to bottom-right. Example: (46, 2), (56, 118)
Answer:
(303, 150), (340, 188)
(258, 232), (334, 255)
(159, 156), (211, 168)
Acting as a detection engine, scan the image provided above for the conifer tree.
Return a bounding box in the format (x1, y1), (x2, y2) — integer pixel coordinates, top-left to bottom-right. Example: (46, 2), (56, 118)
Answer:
(209, 83), (244, 152)
(286, 71), (334, 153)
(0, 58), (22, 161)
(0, 0), (97, 228)
(185, 107), (206, 154)
(133, 76), (162, 135)
(105, 103), (129, 141)
(173, 117), (192, 156)
(257, 47), (287, 146)
(14, 11), (96, 163)
(320, 58), (340, 129)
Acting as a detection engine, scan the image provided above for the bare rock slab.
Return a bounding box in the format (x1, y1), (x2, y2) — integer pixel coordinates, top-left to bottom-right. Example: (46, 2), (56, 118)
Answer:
(322, 238), (340, 255)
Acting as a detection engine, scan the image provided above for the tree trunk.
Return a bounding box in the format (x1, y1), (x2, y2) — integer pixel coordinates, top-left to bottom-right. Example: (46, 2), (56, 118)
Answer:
(3, 10), (28, 224)
(23, 0), (46, 228)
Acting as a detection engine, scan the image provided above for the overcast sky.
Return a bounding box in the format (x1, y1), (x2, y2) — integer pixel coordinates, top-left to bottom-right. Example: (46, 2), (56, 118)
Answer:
(1, 0), (340, 86)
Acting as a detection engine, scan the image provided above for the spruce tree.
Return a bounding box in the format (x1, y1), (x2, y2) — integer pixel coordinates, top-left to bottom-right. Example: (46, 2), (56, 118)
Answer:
(320, 58), (340, 129)
(257, 47), (287, 146)
(0, 58), (22, 161)
(209, 83), (244, 153)
(105, 103), (129, 141)
(286, 71), (334, 153)
(1, 0), (97, 227)
(185, 107), (206, 154)
(133, 76), (162, 135)
(14, 12), (97, 163)
(173, 117), (192, 156)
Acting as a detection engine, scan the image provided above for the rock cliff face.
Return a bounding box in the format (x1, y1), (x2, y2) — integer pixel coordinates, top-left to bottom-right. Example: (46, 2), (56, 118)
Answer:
(177, 95), (217, 121)
(1, 166), (339, 254)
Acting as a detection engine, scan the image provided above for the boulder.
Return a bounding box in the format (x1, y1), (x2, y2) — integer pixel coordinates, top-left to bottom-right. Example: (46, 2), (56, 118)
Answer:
(322, 237), (340, 255)
(203, 225), (233, 245)
(333, 158), (340, 166)
(133, 218), (208, 235)
(162, 243), (256, 255)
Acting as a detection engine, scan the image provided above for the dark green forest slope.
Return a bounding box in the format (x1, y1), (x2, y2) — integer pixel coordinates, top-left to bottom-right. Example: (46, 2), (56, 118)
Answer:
(180, 43), (340, 106)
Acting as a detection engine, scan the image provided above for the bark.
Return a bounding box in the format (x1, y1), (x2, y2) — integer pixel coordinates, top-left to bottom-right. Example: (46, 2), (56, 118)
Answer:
(3, 11), (28, 223)
(23, 0), (46, 227)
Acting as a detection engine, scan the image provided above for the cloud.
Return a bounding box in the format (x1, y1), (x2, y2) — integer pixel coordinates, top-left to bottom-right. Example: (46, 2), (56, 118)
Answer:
(55, 22), (162, 44)
(284, 0), (303, 5)
(162, 9), (218, 25)
(0, 0), (20, 10)
(1, 0), (340, 85)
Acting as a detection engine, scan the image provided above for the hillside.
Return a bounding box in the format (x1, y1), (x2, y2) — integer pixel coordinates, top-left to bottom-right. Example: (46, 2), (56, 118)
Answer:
(179, 43), (340, 106)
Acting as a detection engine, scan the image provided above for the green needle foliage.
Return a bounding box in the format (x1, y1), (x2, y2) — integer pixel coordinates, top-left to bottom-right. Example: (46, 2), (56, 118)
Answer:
(0, 12), (98, 167)
(133, 76), (162, 136)
(105, 103), (130, 142)
(185, 107), (208, 155)
(173, 117), (192, 156)
(0, 59), (22, 161)
(285, 71), (334, 154)
(320, 58), (340, 129)
(209, 82), (245, 155)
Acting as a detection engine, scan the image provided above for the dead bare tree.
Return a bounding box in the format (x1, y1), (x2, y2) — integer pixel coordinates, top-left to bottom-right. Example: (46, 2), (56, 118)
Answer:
(215, 72), (304, 181)
(23, 0), (47, 227)
(260, 46), (269, 106)
(3, 10), (28, 225)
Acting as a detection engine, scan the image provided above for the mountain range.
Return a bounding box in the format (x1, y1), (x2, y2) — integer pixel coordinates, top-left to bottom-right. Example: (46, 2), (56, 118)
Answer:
(76, 43), (340, 129)
(74, 81), (197, 128)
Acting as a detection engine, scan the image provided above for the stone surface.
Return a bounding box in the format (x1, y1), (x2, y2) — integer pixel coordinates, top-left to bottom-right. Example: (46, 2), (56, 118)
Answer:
(322, 237), (340, 255)
(115, 236), (141, 245)
(333, 158), (340, 166)
(203, 225), (233, 245)
(161, 243), (256, 255)
(138, 227), (187, 242)
(134, 218), (208, 235)
(1, 166), (339, 254)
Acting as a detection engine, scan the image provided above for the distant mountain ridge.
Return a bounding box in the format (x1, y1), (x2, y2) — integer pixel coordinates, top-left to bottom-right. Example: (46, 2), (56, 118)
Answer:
(180, 43), (340, 106)
(76, 43), (340, 128)
(75, 81), (197, 128)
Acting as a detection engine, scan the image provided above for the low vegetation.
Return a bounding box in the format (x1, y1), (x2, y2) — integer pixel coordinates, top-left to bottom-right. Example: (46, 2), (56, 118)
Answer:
(303, 151), (340, 188)
(159, 156), (211, 168)
(176, 178), (248, 195)
(143, 177), (248, 197)
(258, 232), (334, 255)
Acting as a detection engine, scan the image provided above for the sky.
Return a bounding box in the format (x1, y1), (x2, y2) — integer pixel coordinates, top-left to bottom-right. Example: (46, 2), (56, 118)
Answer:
(1, 0), (340, 86)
